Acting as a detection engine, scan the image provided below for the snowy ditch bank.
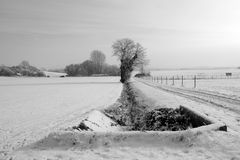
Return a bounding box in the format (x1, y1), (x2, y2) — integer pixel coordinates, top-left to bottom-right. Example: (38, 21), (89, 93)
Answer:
(70, 105), (227, 133)
(20, 106), (227, 152)
(102, 82), (226, 132)
(19, 82), (227, 151)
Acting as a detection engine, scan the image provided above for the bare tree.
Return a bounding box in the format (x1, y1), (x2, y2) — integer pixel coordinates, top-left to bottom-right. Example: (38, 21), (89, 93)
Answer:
(112, 38), (146, 83)
(90, 50), (106, 74)
(19, 60), (30, 67)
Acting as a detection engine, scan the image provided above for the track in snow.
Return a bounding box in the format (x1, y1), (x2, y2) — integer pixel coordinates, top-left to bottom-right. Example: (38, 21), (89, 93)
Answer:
(136, 79), (240, 133)
(137, 79), (240, 115)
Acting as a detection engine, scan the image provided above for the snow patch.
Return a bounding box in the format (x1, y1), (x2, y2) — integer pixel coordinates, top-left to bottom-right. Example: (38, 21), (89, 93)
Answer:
(43, 71), (67, 77)
(74, 110), (123, 132)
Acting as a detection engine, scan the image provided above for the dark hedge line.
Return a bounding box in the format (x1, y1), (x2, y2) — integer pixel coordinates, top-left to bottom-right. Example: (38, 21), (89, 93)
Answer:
(65, 60), (120, 76)
(105, 83), (192, 131)
(0, 61), (45, 77)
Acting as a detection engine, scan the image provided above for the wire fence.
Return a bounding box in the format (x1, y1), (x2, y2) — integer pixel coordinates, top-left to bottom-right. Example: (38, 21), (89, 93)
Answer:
(140, 73), (240, 88)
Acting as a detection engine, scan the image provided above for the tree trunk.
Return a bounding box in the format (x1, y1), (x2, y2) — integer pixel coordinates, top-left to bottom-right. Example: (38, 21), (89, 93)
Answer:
(120, 64), (127, 83)
(120, 64), (132, 83)
(120, 55), (137, 83)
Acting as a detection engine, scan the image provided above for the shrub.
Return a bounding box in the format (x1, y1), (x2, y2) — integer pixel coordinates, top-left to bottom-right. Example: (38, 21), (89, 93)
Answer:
(64, 64), (81, 76)
(65, 62), (120, 77)
(0, 62), (45, 77)
(140, 108), (192, 131)
(0, 66), (16, 76)
(79, 60), (95, 76)
(11, 61), (45, 77)
(134, 73), (151, 78)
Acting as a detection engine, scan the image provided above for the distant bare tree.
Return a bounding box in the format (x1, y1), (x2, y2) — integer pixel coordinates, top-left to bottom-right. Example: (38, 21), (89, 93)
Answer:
(79, 60), (95, 76)
(112, 38), (146, 83)
(90, 50), (106, 74)
(139, 59), (149, 74)
(19, 60), (30, 67)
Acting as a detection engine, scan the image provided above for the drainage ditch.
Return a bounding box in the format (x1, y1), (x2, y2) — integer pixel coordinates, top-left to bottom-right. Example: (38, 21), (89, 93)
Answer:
(73, 82), (222, 132)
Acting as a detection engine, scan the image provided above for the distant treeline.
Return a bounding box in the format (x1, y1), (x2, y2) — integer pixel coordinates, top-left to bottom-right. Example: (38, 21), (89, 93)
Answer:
(64, 50), (120, 76)
(0, 61), (45, 77)
(65, 62), (119, 76)
(0, 51), (120, 77)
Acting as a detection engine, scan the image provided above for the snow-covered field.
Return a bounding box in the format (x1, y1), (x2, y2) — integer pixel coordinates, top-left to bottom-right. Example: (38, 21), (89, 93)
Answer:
(149, 69), (240, 97)
(2, 75), (240, 160)
(152, 78), (240, 97)
(150, 68), (240, 77)
(43, 71), (67, 77)
(0, 77), (122, 157)
(9, 78), (240, 160)
(136, 79), (240, 132)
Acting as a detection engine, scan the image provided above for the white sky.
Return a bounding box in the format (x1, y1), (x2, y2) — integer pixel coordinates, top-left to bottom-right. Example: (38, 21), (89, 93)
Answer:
(0, 0), (240, 68)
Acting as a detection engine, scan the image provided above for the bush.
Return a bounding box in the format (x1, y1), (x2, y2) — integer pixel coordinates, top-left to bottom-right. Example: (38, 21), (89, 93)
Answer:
(65, 61), (120, 77)
(79, 60), (95, 76)
(0, 66), (16, 76)
(134, 72), (150, 78)
(64, 60), (95, 76)
(105, 83), (192, 131)
(11, 61), (45, 77)
(140, 108), (192, 131)
(64, 64), (81, 76)
(0, 61), (45, 77)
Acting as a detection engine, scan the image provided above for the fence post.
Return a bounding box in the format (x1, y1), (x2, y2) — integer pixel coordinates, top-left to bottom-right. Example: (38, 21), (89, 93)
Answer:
(166, 77), (168, 85)
(181, 75), (184, 87)
(172, 76), (175, 85)
(161, 76), (163, 84)
(194, 75), (196, 88)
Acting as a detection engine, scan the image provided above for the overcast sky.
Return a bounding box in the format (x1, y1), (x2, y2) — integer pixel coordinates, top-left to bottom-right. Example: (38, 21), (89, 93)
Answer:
(0, 0), (240, 69)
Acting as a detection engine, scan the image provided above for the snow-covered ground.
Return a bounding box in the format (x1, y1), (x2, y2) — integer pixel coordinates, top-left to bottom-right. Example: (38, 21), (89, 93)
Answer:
(150, 68), (240, 78)
(9, 78), (240, 160)
(0, 77), (122, 157)
(167, 78), (240, 97)
(2, 76), (240, 160)
(149, 69), (240, 97)
(135, 79), (240, 132)
(43, 71), (67, 77)
(12, 130), (240, 160)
